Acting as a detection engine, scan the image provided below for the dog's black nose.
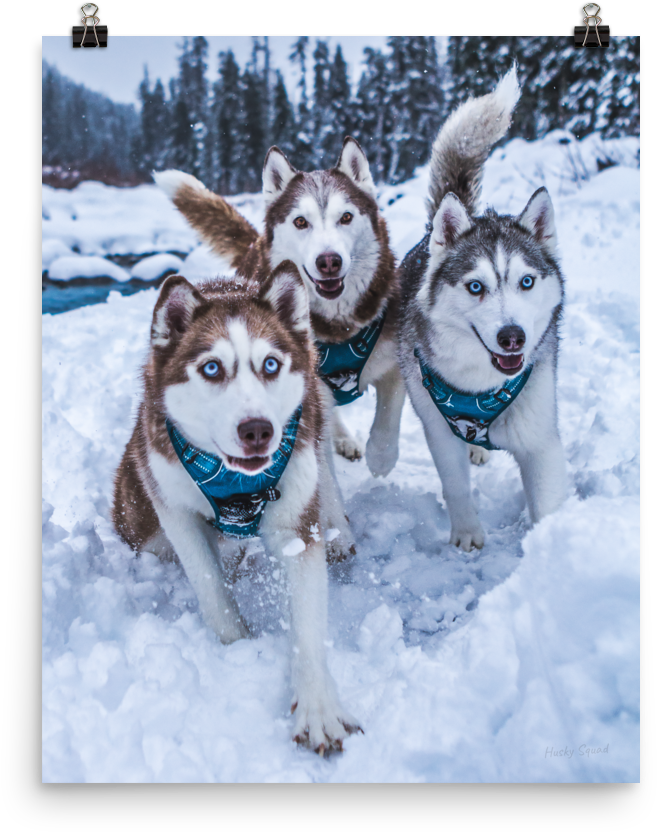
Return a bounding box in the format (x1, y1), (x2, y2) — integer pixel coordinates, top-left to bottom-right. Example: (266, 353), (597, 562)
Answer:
(316, 252), (342, 277)
(497, 325), (526, 352)
(237, 419), (274, 455)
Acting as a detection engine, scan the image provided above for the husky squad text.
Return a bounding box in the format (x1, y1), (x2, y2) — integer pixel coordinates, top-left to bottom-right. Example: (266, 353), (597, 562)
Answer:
(114, 68), (567, 754)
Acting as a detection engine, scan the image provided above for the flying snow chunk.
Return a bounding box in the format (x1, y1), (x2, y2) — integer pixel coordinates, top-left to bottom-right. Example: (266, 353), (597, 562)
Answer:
(282, 538), (306, 558)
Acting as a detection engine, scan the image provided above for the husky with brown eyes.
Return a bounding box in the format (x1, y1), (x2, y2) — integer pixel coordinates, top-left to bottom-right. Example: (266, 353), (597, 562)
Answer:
(398, 68), (567, 552)
(113, 262), (362, 755)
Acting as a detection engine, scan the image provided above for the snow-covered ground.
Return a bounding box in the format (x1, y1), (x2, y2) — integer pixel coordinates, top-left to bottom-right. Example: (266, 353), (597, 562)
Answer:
(42, 131), (640, 783)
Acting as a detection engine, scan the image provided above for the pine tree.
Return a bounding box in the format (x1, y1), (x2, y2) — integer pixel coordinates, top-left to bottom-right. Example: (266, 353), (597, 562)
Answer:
(320, 45), (351, 166)
(312, 40), (332, 166)
(271, 69), (297, 159)
(353, 47), (392, 183)
(138, 69), (169, 174)
(597, 36), (639, 138)
(167, 37), (209, 178)
(289, 37), (312, 169)
(241, 64), (268, 192)
(212, 49), (244, 194)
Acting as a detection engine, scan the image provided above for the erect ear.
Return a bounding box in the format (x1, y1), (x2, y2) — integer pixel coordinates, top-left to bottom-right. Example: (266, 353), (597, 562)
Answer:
(151, 275), (206, 348)
(430, 192), (472, 250)
(262, 147), (298, 206)
(336, 137), (376, 198)
(518, 187), (558, 255)
(259, 260), (310, 333)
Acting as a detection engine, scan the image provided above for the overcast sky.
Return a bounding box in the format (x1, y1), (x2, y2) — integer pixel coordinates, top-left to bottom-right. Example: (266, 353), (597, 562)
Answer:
(42, 36), (400, 107)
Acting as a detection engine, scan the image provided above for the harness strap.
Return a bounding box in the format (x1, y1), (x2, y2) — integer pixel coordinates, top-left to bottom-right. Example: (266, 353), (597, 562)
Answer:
(316, 311), (387, 406)
(166, 405), (303, 538)
(415, 349), (532, 450)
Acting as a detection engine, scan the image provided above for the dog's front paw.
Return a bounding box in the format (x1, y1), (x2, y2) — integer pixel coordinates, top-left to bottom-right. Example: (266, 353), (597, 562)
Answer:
(469, 446), (490, 466)
(449, 523), (485, 552)
(365, 434), (399, 478)
(334, 434), (363, 461)
(326, 527), (356, 564)
(291, 694), (362, 756)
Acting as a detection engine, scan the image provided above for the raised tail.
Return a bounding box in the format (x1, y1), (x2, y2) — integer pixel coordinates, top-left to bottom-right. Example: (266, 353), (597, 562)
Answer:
(426, 66), (520, 219)
(154, 170), (259, 269)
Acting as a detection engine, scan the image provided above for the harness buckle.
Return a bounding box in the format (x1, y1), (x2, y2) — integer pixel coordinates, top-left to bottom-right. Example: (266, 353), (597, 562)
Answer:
(493, 388), (513, 404)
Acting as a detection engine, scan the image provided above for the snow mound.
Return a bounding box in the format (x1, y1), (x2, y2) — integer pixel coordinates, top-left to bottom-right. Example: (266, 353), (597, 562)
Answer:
(130, 253), (184, 282)
(48, 255), (130, 282)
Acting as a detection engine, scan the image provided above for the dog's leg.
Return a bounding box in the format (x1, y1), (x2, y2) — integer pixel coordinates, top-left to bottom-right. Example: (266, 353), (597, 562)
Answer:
(514, 436), (567, 524)
(154, 505), (250, 643)
(411, 384), (485, 551)
(365, 365), (406, 477)
(332, 407), (363, 461)
(319, 439), (356, 563)
(272, 536), (362, 753)
(469, 446), (490, 466)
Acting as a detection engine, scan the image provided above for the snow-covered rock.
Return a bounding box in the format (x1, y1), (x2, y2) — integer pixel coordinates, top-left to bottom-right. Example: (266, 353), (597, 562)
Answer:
(48, 255), (130, 282)
(130, 253), (184, 282)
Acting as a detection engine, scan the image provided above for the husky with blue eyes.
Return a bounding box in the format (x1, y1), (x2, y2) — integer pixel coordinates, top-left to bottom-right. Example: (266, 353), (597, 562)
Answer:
(112, 262), (361, 754)
(398, 68), (567, 551)
(155, 137), (405, 480)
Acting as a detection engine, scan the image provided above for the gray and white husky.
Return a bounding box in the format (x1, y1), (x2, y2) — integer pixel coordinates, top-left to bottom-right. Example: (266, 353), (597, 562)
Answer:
(113, 262), (361, 753)
(398, 68), (567, 551)
(155, 138), (405, 480)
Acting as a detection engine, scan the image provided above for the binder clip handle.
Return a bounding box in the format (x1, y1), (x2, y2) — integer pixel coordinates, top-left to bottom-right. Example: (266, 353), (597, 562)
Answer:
(574, 4), (610, 48)
(72, 4), (108, 48)
(583, 4), (602, 46)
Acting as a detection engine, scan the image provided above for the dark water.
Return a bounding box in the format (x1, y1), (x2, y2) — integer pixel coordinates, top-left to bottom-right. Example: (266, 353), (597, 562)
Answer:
(42, 251), (186, 315)
(42, 273), (174, 315)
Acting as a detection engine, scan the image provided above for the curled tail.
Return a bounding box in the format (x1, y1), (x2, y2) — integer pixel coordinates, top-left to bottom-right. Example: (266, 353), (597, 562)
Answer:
(154, 170), (259, 269)
(426, 67), (520, 219)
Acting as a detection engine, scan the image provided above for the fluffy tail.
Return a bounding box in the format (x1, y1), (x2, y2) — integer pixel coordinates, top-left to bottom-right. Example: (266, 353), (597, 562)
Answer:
(154, 170), (259, 269)
(426, 66), (520, 219)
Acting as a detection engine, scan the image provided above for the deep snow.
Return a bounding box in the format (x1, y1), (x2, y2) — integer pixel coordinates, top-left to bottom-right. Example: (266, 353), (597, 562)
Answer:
(42, 130), (639, 783)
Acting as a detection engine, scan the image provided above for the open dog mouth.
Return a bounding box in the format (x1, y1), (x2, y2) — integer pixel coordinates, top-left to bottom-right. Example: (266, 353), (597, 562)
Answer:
(303, 267), (344, 299)
(491, 352), (524, 375)
(472, 327), (525, 376)
(225, 454), (272, 473)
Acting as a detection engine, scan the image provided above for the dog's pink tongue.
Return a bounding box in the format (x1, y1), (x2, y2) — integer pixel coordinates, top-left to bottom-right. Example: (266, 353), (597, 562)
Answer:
(496, 353), (523, 370)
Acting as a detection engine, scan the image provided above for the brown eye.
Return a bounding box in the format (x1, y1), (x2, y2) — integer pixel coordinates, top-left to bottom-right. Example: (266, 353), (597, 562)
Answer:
(293, 217), (308, 230)
(340, 212), (353, 225)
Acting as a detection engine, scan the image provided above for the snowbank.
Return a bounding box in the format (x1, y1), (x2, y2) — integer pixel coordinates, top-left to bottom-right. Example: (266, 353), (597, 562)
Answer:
(130, 253), (184, 281)
(48, 255), (130, 283)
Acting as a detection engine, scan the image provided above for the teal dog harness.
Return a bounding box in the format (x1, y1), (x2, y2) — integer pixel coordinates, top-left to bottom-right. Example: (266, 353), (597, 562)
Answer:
(166, 406), (302, 539)
(415, 350), (532, 451)
(316, 311), (386, 406)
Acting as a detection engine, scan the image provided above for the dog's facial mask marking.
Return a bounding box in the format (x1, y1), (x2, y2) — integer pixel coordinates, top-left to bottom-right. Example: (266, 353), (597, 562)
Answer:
(158, 268), (307, 474)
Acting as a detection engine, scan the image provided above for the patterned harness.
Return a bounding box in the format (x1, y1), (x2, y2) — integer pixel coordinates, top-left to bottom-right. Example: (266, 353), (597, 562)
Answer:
(315, 311), (386, 406)
(415, 349), (533, 451)
(166, 406), (303, 539)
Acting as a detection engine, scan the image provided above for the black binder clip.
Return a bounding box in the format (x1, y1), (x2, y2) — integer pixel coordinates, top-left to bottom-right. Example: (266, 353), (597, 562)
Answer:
(72, 4), (108, 48)
(574, 4), (610, 47)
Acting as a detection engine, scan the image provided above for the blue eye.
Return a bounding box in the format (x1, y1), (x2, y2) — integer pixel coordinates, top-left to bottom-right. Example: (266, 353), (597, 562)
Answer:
(201, 361), (221, 378)
(467, 281), (484, 296)
(264, 357), (280, 375)
(521, 275), (535, 290)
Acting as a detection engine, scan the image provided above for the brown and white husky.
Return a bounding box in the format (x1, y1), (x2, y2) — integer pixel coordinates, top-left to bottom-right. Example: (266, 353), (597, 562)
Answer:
(155, 137), (405, 479)
(112, 262), (361, 754)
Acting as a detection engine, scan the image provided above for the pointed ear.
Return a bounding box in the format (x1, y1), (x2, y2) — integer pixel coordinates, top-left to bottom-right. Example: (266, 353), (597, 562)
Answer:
(262, 147), (298, 206)
(518, 187), (558, 255)
(430, 193), (472, 250)
(259, 260), (310, 333)
(151, 275), (206, 348)
(336, 137), (376, 198)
